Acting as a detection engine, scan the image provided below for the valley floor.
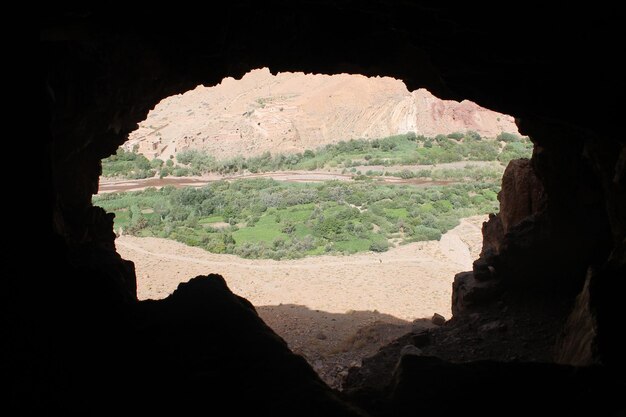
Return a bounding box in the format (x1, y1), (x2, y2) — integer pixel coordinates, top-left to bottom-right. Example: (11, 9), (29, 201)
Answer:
(118, 215), (486, 387)
(97, 161), (500, 194)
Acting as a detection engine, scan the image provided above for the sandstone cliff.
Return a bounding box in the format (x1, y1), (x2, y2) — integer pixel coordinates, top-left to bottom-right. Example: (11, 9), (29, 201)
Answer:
(126, 68), (518, 160)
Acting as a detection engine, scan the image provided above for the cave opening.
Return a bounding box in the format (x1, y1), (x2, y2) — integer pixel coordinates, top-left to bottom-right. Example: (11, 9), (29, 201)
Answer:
(33, 5), (625, 415)
(92, 67), (530, 388)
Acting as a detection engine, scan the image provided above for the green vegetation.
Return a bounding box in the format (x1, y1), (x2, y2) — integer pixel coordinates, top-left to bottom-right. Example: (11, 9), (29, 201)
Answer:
(97, 130), (534, 260)
(101, 132), (532, 179)
(94, 179), (500, 260)
(101, 148), (159, 179)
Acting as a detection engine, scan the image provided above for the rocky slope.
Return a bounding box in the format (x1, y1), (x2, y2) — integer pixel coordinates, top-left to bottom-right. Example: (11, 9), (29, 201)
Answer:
(126, 68), (518, 160)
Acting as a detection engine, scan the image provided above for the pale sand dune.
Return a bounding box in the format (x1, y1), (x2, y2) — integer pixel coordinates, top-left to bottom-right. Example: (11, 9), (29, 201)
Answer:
(120, 216), (485, 320)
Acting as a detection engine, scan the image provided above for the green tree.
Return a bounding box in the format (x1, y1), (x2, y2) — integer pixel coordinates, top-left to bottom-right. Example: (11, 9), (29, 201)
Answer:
(314, 217), (343, 239)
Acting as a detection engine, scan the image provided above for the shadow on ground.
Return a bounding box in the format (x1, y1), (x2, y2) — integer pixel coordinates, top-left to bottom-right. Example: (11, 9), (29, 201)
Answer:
(256, 304), (435, 388)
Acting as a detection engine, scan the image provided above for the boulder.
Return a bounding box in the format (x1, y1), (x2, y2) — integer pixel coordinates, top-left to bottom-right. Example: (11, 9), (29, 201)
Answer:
(400, 345), (423, 357)
(431, 313), (446, 326)
(411, 331), (431, 347)
(452, 271), (502, 316)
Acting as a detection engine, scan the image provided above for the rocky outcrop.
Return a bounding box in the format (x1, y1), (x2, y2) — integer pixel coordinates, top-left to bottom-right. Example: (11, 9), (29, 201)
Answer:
(344, 297), (623, 416)
(451, 271), (501, 316)
(453, 158), (544, 315)
(479, 158), (544, 258)
(126, 68), (517, 161)
(452, 122), (622, 370)
(498, 159), (544, 232)
(131, 275), (364, 416)
(12, 273), (364, 415)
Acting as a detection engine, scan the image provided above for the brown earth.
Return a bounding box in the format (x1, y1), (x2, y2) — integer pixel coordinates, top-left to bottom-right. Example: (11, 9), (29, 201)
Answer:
(117, 215), (486, 387)
(125, 68), (518, 160)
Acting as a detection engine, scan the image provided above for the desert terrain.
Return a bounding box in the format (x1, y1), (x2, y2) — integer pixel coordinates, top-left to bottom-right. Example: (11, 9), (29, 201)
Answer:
(118, 215), (485, 387)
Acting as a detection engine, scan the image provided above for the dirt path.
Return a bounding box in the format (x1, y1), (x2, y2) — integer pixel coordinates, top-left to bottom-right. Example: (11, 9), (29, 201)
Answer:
(117, 215), (485, 387)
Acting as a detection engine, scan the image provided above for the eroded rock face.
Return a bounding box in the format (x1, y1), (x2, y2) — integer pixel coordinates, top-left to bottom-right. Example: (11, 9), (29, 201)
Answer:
(456, 158), (545, 314)
(126, 69), (517, 161)
(453, 122), (623, 369)
(479, 158), (544, 258)
(498, 158), (544, 233)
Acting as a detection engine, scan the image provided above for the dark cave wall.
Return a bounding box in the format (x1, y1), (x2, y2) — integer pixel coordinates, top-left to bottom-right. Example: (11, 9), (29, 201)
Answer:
(35, 3), (625, 413)
(43, 2), (624, 362)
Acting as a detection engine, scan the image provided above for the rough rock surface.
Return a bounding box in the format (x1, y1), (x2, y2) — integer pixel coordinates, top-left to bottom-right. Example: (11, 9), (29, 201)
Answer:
(343, 294), (623, 417)
(451, 271), (501, 316)
(11, 273), (364, 415)
(497, 158), (544, 233)
(131, 275), (364, 416)
(125, 68), (517, 160)
(478, 158), (544, 258)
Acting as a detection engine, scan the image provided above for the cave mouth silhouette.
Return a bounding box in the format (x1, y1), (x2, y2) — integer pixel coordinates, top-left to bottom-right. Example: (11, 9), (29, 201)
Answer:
(94, 67), (510, 308)
(93, 71), (511, 388)
(35, 5), (624, 415)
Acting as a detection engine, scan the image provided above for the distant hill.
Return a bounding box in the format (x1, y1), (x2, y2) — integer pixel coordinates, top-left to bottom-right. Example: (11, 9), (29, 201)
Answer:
(126, 68), (518, 160)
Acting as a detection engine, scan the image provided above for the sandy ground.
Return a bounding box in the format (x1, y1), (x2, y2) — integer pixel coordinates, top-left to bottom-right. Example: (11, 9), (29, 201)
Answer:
(118, 215), (486, 387)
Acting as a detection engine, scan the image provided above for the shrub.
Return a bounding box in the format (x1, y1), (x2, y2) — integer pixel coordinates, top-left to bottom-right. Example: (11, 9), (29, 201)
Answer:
(496, 132), (520, 143)
(465, 130), (482, 141)
(411, 225), (442, 241)
(447, 132), (464, 140)
(369, 240), (389, 252)
(281, 221), (295, 234)
(498, 141), (533, 164)
(173, 167), (190, 177)
(399, 169), (415, 179)
(314, 216), (343, 238)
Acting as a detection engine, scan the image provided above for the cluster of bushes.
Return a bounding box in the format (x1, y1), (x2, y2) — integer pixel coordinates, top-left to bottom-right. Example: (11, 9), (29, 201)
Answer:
(179, 131), (530, 172)
(101, 131), (531, 179)
(94, 178), (500, 260)
(373, 165), (504, 182)
(101, 148), (159, 179)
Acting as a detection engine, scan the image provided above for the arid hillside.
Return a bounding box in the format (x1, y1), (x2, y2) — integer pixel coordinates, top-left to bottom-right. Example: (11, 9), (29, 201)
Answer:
(126, 68), (518, 160)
